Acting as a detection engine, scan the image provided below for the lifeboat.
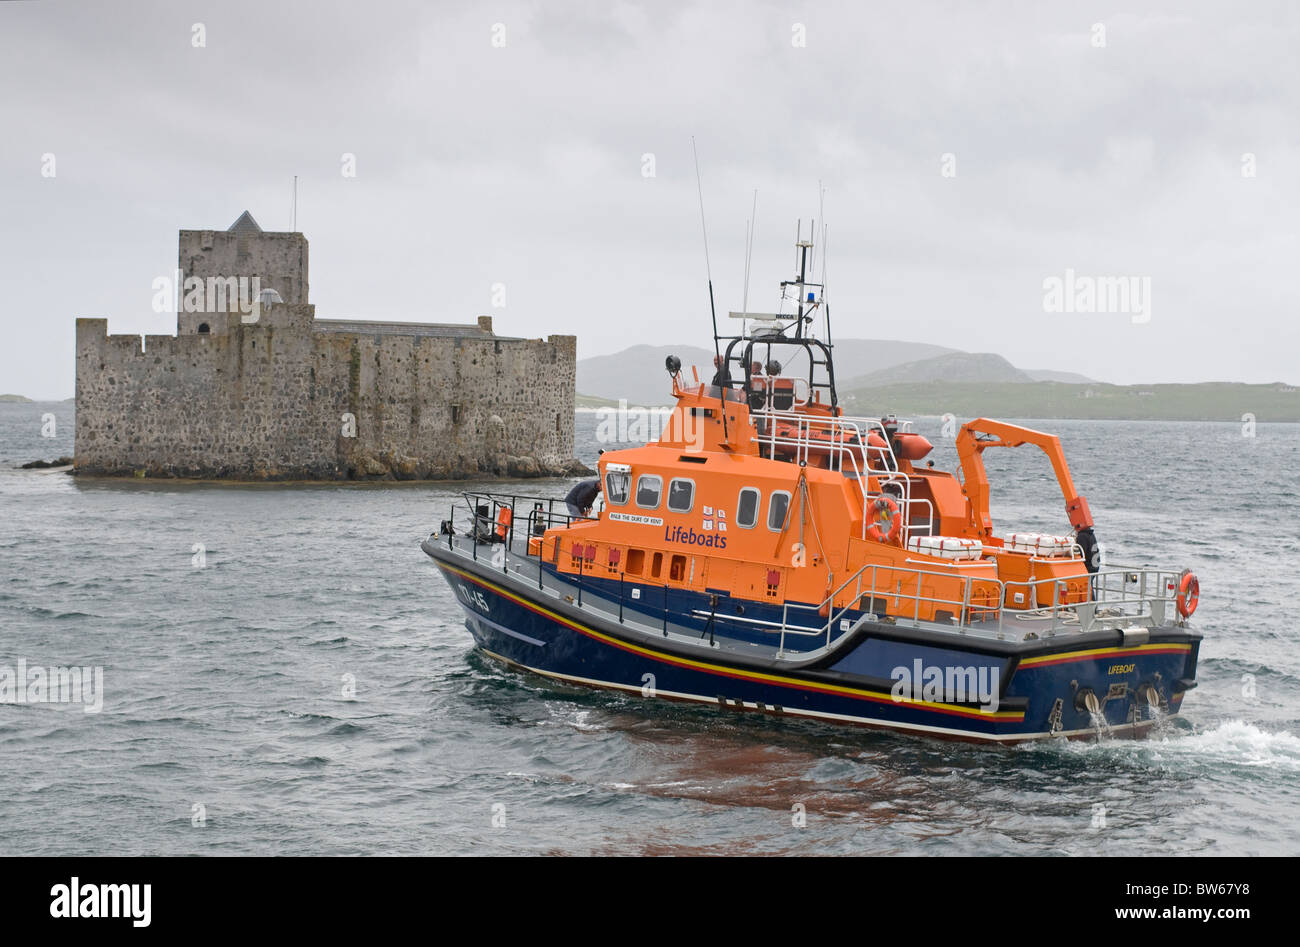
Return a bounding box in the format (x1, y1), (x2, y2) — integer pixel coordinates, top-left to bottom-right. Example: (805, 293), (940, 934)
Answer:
(422, 226), (1202, 743)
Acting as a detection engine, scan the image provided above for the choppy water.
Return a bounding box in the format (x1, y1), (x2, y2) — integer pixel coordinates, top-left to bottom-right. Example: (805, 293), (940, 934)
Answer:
(1, 402), (1297, 855)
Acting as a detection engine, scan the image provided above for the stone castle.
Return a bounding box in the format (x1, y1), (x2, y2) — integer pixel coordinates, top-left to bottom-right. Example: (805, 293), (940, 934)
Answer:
(75, 212), (582, 480)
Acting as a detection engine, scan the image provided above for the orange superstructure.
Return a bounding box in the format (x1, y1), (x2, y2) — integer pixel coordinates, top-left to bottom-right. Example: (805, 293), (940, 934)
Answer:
(535, 298), (1100, 626)
(542, 384), (1093, 625)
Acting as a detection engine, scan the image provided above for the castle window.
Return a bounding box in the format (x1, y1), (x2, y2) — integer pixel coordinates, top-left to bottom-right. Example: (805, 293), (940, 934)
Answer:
(197, 323), (210, 334)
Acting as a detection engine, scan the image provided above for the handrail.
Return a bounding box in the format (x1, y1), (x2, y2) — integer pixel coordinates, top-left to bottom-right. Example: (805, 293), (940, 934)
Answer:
(439, 497), (1181, 659)
(458, 489), (596, 545)
(899, 496), (935, 549)
(750, 408), (924, 542)
(773, 559), (1179, 657)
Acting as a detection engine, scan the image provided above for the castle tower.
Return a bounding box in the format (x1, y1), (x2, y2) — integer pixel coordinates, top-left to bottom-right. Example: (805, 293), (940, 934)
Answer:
(176, 211), (310, 334)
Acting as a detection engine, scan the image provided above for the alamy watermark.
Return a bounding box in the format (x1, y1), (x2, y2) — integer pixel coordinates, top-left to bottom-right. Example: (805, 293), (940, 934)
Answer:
(151, 271), (264, 321)
(891, 660), (1000, 713)
(0, 660), (104, 713)
(1043, 268), (1151, 324)
(595, 399), (703, 451)
(50, 878), (150, 927)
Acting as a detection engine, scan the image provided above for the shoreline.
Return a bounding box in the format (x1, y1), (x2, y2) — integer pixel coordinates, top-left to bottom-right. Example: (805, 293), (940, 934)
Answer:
(7, 401), (1298, 423)
(25, 471), (590, 488)
(574, 406), (1299, 423)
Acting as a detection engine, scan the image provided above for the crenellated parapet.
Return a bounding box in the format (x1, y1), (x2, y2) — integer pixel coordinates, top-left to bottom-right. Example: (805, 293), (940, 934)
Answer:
(73, 213), (583, 481)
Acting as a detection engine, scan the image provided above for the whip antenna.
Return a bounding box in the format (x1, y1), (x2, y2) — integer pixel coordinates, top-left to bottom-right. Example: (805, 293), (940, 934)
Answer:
(819, 182), (829, 343)
(742, 189), (758, 324)
(691, 137), (729, 445)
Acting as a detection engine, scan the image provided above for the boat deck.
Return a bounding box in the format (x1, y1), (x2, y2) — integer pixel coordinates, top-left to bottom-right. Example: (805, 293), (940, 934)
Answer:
(429, 530), (1182, 663)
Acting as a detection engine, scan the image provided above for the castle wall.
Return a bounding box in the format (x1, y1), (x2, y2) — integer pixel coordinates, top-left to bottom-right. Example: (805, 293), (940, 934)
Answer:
(74, 310), (579, 480)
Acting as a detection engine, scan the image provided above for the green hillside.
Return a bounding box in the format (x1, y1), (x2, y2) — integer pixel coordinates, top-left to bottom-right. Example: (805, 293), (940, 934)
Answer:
(843, 352), (1031, 388)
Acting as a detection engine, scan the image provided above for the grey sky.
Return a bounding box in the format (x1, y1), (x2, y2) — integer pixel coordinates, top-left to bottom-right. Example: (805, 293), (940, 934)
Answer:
(2, 0), (1296, 399)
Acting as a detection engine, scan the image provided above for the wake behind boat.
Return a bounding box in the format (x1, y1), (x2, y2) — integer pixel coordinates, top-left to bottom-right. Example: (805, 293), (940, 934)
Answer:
(421, 228), (1202, 744)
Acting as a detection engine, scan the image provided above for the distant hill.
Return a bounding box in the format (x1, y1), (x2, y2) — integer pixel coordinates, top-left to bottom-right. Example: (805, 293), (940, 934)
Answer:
(1024, 369), (1096, 384)
(0, 394), (33, 403)
(841, 380), (1300, 421)
(577, 344), (716, 406)
(575, 341), (1295, 420)
(809, 339), (958, 381)
(578, 339), (959, 406)
(844, 352), (1031, 387)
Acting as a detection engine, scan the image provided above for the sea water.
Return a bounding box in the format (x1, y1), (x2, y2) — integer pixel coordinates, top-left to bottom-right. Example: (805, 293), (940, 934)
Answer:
(1, 403), (1297, 855)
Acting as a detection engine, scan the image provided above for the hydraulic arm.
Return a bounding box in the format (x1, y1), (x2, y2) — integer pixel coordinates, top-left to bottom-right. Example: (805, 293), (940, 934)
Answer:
(955, 419), (1097, 569)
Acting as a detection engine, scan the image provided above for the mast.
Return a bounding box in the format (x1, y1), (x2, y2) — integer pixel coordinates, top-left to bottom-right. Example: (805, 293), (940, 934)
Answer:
(781, 221), (818, 342)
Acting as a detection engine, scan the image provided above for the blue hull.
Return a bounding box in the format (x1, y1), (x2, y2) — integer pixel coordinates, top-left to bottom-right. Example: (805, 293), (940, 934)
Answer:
(428, 545), (1200, 744)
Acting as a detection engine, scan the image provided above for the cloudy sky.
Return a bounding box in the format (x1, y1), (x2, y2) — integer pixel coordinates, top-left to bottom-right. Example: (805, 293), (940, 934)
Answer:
(2, 0), (1296, 399)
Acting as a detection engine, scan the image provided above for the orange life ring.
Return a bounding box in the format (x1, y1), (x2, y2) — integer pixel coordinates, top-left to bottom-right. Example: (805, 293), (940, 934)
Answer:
(865, 495), (902, 544)
(1176, 570), (1199, 619)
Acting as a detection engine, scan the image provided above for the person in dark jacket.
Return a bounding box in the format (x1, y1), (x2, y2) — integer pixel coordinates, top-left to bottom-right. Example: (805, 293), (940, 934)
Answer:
(710, 354), (732, 388)
(564, 479), (600, 519)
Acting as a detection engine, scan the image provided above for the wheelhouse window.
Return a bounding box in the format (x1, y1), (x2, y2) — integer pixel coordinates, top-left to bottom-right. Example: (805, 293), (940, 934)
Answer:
(604, 465), (630, 505)
(636, 474), (662, 510)
(667, 478), (695, 513)
(737, 487), (760, 528)
(768, 491), (791, 531)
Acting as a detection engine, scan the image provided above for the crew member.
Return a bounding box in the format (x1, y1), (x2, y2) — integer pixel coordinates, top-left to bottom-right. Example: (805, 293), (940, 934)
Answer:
(745, 360), (766, 411)
(710, 355), (732, 388)
(564, 479), (601, 520)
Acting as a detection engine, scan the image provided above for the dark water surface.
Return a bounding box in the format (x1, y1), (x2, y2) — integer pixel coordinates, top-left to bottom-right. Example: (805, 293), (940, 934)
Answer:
(1, 403), (1297, 855)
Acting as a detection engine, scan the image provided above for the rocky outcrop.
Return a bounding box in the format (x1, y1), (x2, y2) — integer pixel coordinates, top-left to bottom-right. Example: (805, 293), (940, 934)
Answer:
(70, 449), (595, 482)
(20, 457), (73, 469)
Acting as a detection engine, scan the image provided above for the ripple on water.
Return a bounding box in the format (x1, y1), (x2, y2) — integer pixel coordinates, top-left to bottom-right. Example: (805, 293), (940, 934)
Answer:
(0, 417), (1297, 855)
